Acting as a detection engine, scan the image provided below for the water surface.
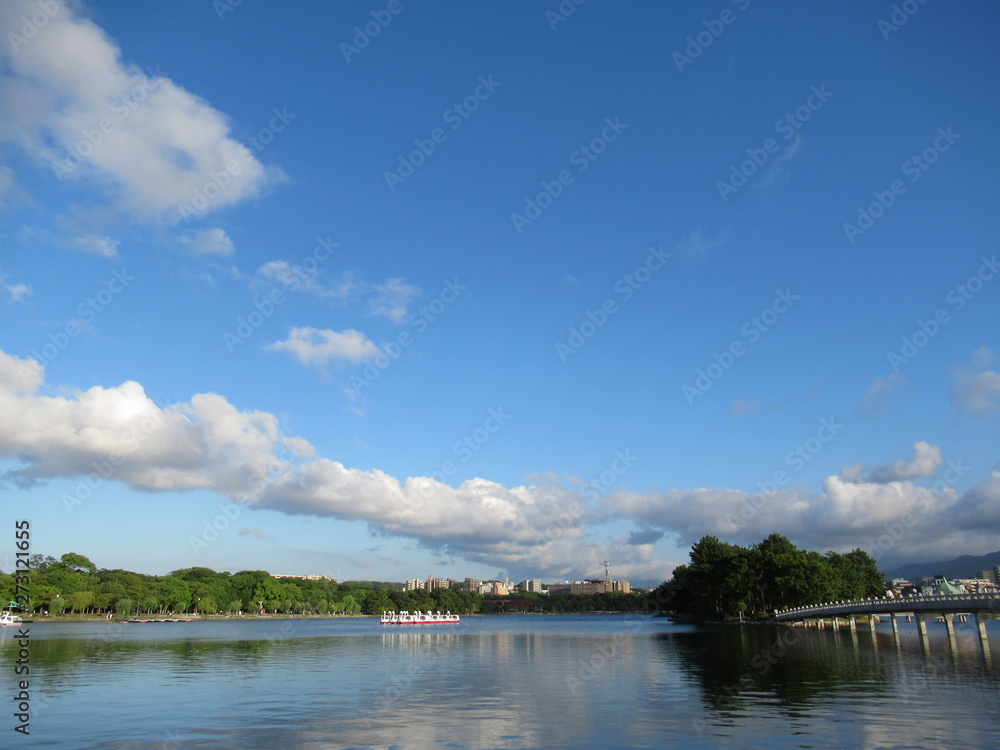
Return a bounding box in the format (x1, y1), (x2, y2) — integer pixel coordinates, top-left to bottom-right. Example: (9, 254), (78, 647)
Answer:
(3, 614), (998, 748)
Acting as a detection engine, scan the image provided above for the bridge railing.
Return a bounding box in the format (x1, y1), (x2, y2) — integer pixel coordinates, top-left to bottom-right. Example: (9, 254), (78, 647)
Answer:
(775, 593), (1000, 620)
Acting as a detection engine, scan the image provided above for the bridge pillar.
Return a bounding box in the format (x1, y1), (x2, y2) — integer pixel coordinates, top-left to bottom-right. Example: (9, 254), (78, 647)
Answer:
(943, 614), (958, 652)
(868, 614), (877, 633)
(848, 616), (856, 632)
(916, 614), (931, 652)
(891, 613), (901, 649)
(976, 613), (992, 662)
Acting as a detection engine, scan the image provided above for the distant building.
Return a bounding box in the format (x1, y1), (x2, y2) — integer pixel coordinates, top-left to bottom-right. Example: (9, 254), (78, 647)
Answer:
(405, 579), (426, 591)
(272, 574), (335, 582)
(462, 578), (481, 593)
(545, 576), (632, 596)
(977, 569), (998, 584)
(516, 579), (544, 593)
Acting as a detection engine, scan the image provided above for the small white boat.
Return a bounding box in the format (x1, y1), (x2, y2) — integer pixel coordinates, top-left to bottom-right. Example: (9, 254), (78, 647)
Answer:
(0, 610), (23, 627)
(380, 609), (460, 625)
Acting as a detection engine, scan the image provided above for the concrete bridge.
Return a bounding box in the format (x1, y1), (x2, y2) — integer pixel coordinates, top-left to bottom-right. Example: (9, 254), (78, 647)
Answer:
(774, 593), (1000, 657)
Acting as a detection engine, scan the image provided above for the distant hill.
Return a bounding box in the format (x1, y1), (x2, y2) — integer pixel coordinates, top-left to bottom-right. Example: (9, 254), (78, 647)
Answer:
(884, 550), (1000, 582)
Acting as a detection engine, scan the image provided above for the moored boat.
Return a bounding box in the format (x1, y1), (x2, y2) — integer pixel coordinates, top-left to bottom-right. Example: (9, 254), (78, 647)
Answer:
(0, 610), (24, 627)
(380, 610), (460, 625)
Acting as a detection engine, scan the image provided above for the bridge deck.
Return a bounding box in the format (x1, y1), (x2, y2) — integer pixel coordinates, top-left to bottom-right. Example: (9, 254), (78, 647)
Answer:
(775, 593), (1000, 622)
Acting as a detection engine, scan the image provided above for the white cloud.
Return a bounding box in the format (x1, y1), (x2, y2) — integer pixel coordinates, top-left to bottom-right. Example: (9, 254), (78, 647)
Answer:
(951, 347), (1000, 417)
(63, 234), (119, 257)
(858, 373), (909, 416)
(0, 348), (295, 496)
(840, 441), (943, 483)
(266, 327), (381, 368)
(1, 270), (31, 302)
(2, 345), (995, 579)
(184, 228), (234, 257)
(238, 527), (273, 540)
(369, 278), (420, 322)
(0, 0), (279, 223)
(0, 346), (669, 580)
(256, 261), (360, 301)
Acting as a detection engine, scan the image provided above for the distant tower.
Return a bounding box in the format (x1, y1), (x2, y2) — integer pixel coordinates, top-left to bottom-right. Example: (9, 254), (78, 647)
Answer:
(604, 560), (611, 591)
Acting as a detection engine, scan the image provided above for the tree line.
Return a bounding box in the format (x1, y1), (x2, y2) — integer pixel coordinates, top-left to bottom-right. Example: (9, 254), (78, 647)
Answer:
(0, 553), (650, 617)
(651, 533), (885, 621)
(0, 553), (484, 617)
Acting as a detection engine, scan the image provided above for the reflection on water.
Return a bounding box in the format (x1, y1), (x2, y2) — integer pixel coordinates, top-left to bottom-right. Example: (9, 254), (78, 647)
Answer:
(2, 615), (998, 749)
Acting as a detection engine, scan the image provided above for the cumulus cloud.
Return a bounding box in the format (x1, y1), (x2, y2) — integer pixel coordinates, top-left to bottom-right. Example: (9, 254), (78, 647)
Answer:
(2, 345), (996, 579)
(951, 347), (1000, 417)
(266, 327), (380, 368)
(183, 228), (234, 257)
(369, 278), (420, 322)
(0, 349), (293, 496)
(0, 346), (669, 580)
(840, 441), (943, 483)
(0, 0), (279, 223)
(610, 473), (974, 567)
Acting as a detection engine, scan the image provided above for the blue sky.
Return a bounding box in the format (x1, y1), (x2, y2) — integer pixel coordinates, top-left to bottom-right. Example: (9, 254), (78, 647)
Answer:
(1, 0), (998, 586)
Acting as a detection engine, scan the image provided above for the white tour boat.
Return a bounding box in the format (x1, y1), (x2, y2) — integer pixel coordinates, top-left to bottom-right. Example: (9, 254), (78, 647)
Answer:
(380, 610), (460, 625)
(1, 610), (24, 627)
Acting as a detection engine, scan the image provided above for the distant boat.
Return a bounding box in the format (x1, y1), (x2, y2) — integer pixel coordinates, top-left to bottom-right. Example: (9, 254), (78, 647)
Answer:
(380, 610), (460, 625)
(1, 610), (23, 627)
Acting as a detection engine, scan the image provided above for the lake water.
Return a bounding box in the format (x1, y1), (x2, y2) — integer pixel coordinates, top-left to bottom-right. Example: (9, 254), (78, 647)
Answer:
(3, 614), (999, 749)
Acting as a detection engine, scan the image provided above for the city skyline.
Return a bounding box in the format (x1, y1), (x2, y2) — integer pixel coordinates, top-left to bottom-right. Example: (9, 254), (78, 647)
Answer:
(1, 1), (998, 584)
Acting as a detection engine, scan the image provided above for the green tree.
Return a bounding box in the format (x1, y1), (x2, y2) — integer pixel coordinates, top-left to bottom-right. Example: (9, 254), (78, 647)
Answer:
(60, 552), (98, 573)
(363, 589), (393, 615)
(65, 591), (94, 614)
